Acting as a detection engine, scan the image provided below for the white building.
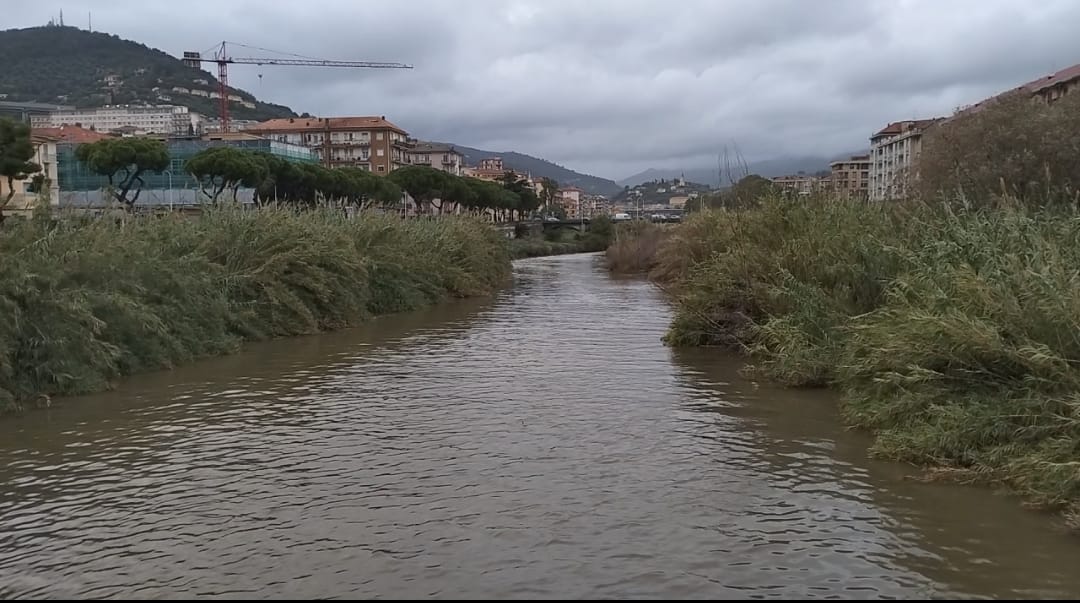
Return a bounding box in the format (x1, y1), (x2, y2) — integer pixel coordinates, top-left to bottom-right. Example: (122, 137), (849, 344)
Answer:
(868, 118), (942, 201)
(406, 142), (464, 176)
(30, 105), (201, 136)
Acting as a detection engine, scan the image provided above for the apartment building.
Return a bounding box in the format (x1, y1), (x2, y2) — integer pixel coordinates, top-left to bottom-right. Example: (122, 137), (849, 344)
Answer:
(1024, 63), (1080, 103)
(407, 142), (464, 176)
(868, 118), (941, 201)
(243, 116), (410, 173)
(772, 174), (826, 196)
(0, 125), (110, 216)
(30, 105), (200, 135)
(464, 157), (512, 182)
(558, 186), (585, 219)
(830, 154), (872, 200)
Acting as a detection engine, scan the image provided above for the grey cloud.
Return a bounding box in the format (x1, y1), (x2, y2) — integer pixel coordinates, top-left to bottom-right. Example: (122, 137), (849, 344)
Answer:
(8, 0), (1080, 178)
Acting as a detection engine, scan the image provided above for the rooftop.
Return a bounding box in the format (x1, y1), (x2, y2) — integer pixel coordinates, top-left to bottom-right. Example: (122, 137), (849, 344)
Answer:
(410, 141), (460, 154)
(871, 118), (942, 140)
(244, 116), (407, 134)
(949, 62), (1080, 120)
(33, 125), (110, 144)
(1021, 62), (1080, 94)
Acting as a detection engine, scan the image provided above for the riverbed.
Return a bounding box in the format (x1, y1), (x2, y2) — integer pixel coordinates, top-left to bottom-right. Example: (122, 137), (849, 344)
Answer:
(0, 253), (1077, 599)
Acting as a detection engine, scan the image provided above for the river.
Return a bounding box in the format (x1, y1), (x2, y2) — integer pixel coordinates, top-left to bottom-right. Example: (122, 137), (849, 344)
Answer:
(0, 253), (1078, 599)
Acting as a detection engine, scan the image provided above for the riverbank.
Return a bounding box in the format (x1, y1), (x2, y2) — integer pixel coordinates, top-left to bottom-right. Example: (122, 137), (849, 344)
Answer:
(609, 197), (1080, 526)
(508, 216), (614, 259)
(0, 208), (510, 412)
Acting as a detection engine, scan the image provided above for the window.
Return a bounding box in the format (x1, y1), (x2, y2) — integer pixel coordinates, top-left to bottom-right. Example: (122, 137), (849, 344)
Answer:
(348, 132), (354, 141)
(376, 132), (384, 140)
(377, 165), (385, 172)
(377, 149), (385, 157)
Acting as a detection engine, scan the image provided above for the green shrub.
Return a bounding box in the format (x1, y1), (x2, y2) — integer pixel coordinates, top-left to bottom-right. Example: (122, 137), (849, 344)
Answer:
(0, 207), (509, 410)
(643, 195), (1080, 519)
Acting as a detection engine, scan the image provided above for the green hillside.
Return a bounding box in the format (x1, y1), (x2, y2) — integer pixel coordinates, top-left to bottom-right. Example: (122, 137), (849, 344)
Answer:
(451, 144), (621, 196)
(0, 25), (296, 121)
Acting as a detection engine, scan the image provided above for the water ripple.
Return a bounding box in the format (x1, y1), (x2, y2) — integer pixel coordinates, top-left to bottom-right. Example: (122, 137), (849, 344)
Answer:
(0, 253), (1077, 599)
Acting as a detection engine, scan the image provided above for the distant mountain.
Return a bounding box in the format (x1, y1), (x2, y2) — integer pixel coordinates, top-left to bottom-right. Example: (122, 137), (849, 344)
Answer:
(618, 152), (868, 188)
(449, 144), (622, 196)
(0, 25), (296, 121)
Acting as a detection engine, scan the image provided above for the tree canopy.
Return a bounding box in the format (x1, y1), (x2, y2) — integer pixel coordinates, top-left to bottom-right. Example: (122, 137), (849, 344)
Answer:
(75, 137), (169, 208)
(186, 146), (267, 202)
(0, 117), (41, 218)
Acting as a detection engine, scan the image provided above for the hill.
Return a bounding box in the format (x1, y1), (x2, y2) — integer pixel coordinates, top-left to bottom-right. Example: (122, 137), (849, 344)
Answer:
(449, 144), (621, 196)
(617, 152), (868, 188)
(0, 25), (296, 121)
(612, 178), (713, 205)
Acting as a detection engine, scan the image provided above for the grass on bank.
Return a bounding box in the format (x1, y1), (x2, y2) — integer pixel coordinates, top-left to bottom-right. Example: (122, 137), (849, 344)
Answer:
(609, 196), (1080, 522)
(508, 216), (614, 259)
(0, 207), (510, 411)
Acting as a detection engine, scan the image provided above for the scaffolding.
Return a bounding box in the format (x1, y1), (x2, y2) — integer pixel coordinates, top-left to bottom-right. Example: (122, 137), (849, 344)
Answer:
(55, 138), (316, 208)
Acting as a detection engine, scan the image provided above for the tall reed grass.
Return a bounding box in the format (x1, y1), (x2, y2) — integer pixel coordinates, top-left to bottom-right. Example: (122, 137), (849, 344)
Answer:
(612, 195), (1080, 522)
(0, 207), (510, 410)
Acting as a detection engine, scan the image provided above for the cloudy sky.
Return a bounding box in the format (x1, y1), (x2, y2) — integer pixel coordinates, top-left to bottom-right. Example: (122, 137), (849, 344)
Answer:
(8, 0), (1080, 179)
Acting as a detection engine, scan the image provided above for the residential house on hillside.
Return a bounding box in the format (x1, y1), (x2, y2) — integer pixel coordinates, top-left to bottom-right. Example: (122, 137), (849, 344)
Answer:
(243, 116), (410, 173)
(31, 104), (199, 136)
(465, 156), (513, 182)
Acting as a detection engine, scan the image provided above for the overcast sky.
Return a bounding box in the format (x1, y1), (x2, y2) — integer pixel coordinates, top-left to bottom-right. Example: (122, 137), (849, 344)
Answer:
(9, 0), (1080, 179)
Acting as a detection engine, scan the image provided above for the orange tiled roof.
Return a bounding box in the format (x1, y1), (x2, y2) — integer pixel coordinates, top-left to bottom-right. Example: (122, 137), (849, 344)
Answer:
(243, 116), (406, 134)
(871, 118), (942, 139)
(33, 125), (110, 144)
(1021, 62), (1080, 94)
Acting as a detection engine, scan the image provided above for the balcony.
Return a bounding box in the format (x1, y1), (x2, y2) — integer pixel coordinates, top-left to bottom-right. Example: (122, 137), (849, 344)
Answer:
(330, 139), (370, 147)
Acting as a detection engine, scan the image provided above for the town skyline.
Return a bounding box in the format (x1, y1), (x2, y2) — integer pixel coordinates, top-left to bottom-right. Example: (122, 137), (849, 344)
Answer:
(6, 0), (1080, 180)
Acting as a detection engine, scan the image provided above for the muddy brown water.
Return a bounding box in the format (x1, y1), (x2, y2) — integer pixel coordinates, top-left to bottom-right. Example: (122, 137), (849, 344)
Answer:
(0, 253), (1078, 599)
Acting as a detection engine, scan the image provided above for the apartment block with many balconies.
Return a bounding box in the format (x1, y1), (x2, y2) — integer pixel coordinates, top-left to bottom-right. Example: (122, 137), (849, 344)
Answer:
(407, 142), (464, 176)
(242, 116), (410, 173)
(868, 118), (942, 201)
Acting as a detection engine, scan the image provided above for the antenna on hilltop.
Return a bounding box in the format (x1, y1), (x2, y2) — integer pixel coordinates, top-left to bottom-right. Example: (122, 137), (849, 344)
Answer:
(89, 11), (92, 32)
(60, 9), (64, 27)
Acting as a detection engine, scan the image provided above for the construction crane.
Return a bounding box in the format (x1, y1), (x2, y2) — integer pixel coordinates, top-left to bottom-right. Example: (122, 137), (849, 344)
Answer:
(182, 41), (412, 133)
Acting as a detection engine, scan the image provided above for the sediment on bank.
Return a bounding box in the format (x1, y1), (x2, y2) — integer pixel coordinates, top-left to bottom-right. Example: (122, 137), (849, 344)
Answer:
(608, 197), (1080, 524)
(0, 208), (511, 412)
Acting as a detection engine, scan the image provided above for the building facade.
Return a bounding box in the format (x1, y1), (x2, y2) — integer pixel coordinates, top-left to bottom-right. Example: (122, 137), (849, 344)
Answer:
(51, 137), (315, 208)
(830, 154), (872, 200)
(464, 157), (514, 182)
(407, 142), (464, 176)
(243, 116), (410, 174)
(30, 105), (201, 136)
(558, 186), (585, 219)
(772, 174), (826, 196)
(868, 119), (941, 201)
(0, 100), (75, 124)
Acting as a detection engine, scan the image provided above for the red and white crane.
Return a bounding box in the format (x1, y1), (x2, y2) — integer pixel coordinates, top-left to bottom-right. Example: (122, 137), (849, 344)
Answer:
(182, 41), (412, 132)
